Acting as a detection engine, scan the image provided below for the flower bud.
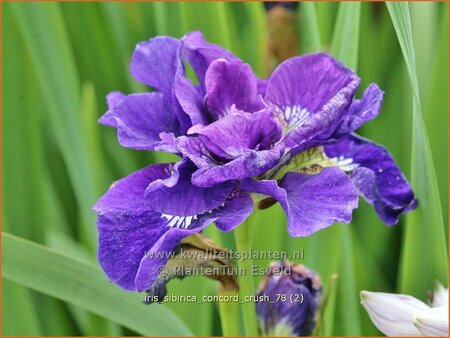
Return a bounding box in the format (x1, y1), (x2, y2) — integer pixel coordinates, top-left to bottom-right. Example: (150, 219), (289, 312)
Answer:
(360, 291), (430, 336)
(414, 306), (448, 336)
(255, 261), (322, 336)
(431, 282), (448, 308)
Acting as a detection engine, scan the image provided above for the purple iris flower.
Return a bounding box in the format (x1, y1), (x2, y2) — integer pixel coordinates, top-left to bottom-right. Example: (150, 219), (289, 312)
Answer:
(94, 31), (417, 292)
(256, 261), (322, 336)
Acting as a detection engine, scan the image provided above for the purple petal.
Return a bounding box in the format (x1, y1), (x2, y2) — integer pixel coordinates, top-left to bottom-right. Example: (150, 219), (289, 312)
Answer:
(332, 83), (384, 137)
(257, 79), (269, 97)
(130, 36), (182, 93)
(178, 135), (285, 187)
(197, 109), (282, 159)
(182, 31), (238, 90)
(192, 145), (286, 187)
(324, 134), (417, 225)
(134, 191), (253, 291)
(176, 136), (217, 169)
(94, 163), (173, 290)
(265, 53), (360, 147)
(98, 92), (181, 151)
(175, 75), (209, 126)
(242, 167), (359, 236)
(214, 192), (254, 232)
(106, 91), (126, 110)
(94, 163), (253, 292)
(145, 159), (235, 216)
(205, 59), (262, 118)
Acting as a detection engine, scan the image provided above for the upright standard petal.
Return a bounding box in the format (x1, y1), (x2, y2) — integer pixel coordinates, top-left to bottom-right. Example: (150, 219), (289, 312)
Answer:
(360, 291), (430, 336)
(241, 167), (359, 236)
(99, 92), (181, 151)
(182, 31), (238, 90)
(325, 134), (417, 225)
(94, 163), (253, 292)
(205, 59), (262, 118)
(265, 53), (360, 147)
(130, 36), (182, 93)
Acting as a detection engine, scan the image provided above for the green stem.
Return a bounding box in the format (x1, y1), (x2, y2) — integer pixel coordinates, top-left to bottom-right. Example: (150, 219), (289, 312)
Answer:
(234, 212), (259, 336)
(218, 288), (240, 336)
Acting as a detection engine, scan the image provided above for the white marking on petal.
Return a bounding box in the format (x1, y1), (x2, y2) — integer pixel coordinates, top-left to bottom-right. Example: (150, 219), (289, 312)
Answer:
(161, 213), (198, 229)
(329, 155), (359, 172)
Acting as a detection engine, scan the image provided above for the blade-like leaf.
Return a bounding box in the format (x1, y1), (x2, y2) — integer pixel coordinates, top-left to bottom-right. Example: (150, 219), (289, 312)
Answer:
(10, 2), (98, 249)
(386, 2), (448, 298)
(328, 3), (362, 335)
(299, 2), (322, 53)
(2, 232), (193, 336)
(330, 2), (361, 69)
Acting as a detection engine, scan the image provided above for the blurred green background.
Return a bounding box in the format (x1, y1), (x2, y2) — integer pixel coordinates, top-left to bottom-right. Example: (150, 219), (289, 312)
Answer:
(2, 1), (448, 336)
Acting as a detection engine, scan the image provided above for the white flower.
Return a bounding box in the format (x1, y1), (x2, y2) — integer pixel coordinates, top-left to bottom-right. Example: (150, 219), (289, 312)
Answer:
(431, 282), (448, 308)
(414, 306), (448, 336)
(360, 284), (448, 336)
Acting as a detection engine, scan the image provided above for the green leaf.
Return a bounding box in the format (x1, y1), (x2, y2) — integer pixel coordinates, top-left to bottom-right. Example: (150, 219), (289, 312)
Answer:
(299, 2), (322, 53)
(9, 2), (98, 250)
(386, 2), (448, 298)
(2, 232), (193, 336)
(2, 280), (42, 335)
(328, 3), (362, 335)
(422, 5), (448, 228)
(330, 2), (361, 69)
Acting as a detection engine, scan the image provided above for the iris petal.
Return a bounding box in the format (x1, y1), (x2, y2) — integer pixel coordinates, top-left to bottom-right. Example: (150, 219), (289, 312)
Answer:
(94, 163), (253, 292)
(205, 59), (263, 118)
(324, 133), (417, 225)
(145, 159), (235, 216)
(99, 92), (181, 151)
(265, 53), (360, 147)
(182, 31), (238, 91)
(197, 109), (282, 159)
(242, 167), (359, 236)
(130, 36), (183, 93)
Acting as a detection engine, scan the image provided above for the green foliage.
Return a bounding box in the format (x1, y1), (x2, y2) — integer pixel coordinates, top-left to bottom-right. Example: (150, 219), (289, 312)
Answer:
(2, 2), (447, 336)
(387, 2), (448, 299)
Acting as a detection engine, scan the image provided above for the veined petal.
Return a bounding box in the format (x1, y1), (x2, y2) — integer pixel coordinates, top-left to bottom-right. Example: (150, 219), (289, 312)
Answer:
(135, 191), (253, 291)
(241, 167), (358, 236)
(325, 134), (417, 225)
(99, 92), (181, 151)
(205, 59), (262, 118)
(182, 31), (238, 91)
(175, 74), (209, 126)
(197, 109), (282, 159)
(130, 36), (182, 93)
(265, 53), (360, 147)
(145, 159), (235, 216)
(360, 291), (429, 336)
(94, 163), (173, 290)
(332, 83), (384, 137)
(414, 306), (449, 336)
(94, 163), (252, 292)
(191, 145), (285, 188)
(257, 79), (269, 97)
